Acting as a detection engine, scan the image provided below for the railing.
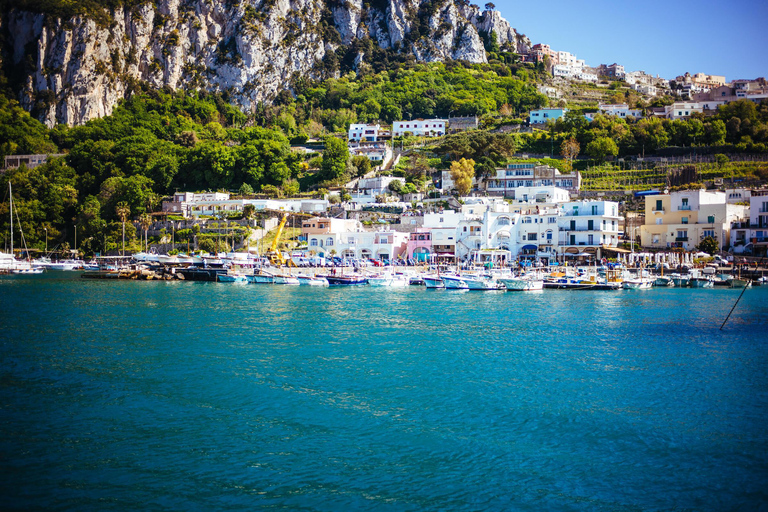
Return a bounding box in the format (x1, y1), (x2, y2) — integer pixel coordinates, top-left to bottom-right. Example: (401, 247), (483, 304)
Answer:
(678, 205), (692, 211)
(675, 236), (689, 242)
(652, 207), (665, 213)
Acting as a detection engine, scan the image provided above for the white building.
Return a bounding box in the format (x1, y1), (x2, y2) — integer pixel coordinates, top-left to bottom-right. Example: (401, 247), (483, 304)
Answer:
(484, 162), (581, 196)
(303, 217), (408, 261)
(585, 104), (643, 121)
(348, 143), (392, 167)
(349, 176), (406, 204)
(392, 119), (446, 137)
(730, 190), (768, 255)
(632, 83), (658, 96)
(558, 200), (622, 260)
(665, 102), (704, 120)
(348, 124), (381, 142)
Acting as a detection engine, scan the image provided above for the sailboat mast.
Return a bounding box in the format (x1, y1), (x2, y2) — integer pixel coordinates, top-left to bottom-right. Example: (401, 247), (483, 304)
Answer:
(9, 182), (13, 256)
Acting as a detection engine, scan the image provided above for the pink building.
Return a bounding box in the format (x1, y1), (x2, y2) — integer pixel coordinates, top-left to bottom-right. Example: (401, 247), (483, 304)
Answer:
(406, 229), (433, 262)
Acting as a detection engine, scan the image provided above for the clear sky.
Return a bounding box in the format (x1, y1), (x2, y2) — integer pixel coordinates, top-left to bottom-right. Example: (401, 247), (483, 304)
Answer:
(494, 0), (768, 81)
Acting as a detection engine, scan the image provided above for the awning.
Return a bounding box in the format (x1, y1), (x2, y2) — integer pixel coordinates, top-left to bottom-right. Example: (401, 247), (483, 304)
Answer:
(522, 244), (537, 250)
(601, 246), (631, 253)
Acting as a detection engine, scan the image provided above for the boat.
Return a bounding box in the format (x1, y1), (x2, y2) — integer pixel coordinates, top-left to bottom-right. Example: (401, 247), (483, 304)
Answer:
(653, 276), (674, 287)
(729, 277), (751, 289)
(367, 273), (409, 287)
(297, 274), (329, 286)
(273, 274), (301, 285)
(497, 274), (544, 291)
(622, 271), (654, 290)
(461, 273), (503, 290)
(422, 274), (445, 289)
(409, 275), (425, 286)
(1, 183), (34, 274)
(670, 274), (690, 287)
(323, 274), (368, 286)
(247, 270), (274, 284)
(218, 273), (248, 283)
(48, 259), (83, 271)
(11, 267), (44, 275)
(440, 274), (469, 289)
(689, 276), (714, 288)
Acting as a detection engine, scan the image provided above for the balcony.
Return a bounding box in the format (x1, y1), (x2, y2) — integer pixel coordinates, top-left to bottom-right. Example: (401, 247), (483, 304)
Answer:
(652, 207), (665, 213)
(678, 205), (692, 211)
(675, 236), (689, 242)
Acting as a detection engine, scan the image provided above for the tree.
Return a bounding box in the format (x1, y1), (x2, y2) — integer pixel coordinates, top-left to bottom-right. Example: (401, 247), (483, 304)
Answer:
(388, 180), (403, 194)
(449, 158), (475, 196)
(320, 137), (349, 183)
(699, 236), (718, 255)
(139, 213), (151, 252)
(115, 201), (131, 256)
(585, 137), (619, 162)
(484, 2), (496, 10)
(239, 182), (254, 196)
(560, 137), (580, 168)
(351, 156), (372, 178)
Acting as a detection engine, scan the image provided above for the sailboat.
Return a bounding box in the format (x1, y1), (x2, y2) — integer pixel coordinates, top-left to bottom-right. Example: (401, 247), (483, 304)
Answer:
(1, 183), (40, 274)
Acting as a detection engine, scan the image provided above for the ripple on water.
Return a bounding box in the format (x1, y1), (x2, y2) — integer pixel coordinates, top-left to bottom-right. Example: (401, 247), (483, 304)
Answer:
(1, 277), (767, 510)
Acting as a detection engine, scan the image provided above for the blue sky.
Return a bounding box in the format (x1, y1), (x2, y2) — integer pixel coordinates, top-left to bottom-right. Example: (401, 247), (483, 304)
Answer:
(493, 0), (768, 81)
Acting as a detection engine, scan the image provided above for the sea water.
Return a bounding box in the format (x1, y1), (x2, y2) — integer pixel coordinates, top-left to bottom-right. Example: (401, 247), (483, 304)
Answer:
(1, 273), (767, 510)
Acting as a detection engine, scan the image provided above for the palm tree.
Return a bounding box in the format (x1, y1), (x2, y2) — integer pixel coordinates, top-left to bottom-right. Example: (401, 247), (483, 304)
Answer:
(116, 202), (131, 256)
(139, 213), (152, 252)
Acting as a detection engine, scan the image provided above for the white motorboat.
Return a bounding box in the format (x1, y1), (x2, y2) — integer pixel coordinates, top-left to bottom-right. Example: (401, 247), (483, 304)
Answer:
(273, 274), (300, 285)
(48, 259), (83, 271)
(297, 274), (329, 286)
(461, 273), (503, 290)
(367, 273), (409, 287)
(422, 275), (445, 289)
(654, 276), (674, 287)
(622, 277), (653, 289)
(440, 274), (469, 289)
(498, 275), (544, 291)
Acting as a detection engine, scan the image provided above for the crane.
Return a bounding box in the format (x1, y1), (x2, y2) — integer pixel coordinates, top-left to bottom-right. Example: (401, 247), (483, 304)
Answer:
(266, 213), (296, 267)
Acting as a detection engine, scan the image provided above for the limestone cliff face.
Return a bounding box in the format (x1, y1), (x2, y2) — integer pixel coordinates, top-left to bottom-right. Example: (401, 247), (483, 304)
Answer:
(1, 0), (528, 127)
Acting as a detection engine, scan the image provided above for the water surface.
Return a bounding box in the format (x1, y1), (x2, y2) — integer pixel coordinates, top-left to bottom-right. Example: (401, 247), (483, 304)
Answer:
(1, 273), (767, 510)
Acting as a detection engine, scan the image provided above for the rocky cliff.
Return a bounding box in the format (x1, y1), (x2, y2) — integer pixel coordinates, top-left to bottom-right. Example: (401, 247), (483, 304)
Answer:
(1, 0), (530, 127)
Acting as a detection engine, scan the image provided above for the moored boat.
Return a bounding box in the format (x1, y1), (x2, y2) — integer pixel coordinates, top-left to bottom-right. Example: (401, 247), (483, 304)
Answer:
(497, 275), (544, 291)
(367, 273), (409, 287)
(422, 275), (445, 289)
(654, 276), (674, 287)
(273, 274), (301, 285)
(441, 274), (469, 289)
(297, 274), (329, 286)
(218, 273), (248, 283)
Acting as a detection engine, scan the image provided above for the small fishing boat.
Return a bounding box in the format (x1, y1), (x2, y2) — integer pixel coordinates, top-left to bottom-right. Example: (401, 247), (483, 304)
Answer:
(422, 274), (445, 289)
(367, 273), (409, 287)
(653, 276), (674, 287)
(497, 274), (544, 291)
(218, 273), (247, 283)
(670, 274), (690, 287)
(461, 273), (503, 290)
(729, 277), (751, 289)
(273, 274), (300, 285)
(297, 274), (329, 286)
(689, 276), (714, 288)
(440, 274), (469, 289)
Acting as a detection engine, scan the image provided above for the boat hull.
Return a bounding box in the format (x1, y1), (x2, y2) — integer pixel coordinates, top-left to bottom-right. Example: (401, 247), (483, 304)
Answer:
(498, 278), (544, 291)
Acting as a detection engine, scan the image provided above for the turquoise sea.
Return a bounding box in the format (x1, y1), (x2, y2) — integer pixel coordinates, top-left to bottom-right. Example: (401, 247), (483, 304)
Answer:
(1, 272), (767, 511)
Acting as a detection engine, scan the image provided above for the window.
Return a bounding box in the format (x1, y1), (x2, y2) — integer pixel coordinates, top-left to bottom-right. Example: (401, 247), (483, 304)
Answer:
(549, 217), (557, 224)
(528, 233), (537, 240)
(652, 234), (660, 243)
(588, 234), (594, 245)
(498, 217), (510, 226)
(592, 205), (598, 215)
(655, 199), (663, 211)
(682, 217), (688, 224)
(326, 238), (334, 246)
(708, 216), (715, 223)
(703, 229), (715, 238)
(310, 239), (318, 246)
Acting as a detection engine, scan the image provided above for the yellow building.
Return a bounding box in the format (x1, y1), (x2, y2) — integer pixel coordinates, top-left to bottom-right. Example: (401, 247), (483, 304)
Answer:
(640, 190), (748, 251)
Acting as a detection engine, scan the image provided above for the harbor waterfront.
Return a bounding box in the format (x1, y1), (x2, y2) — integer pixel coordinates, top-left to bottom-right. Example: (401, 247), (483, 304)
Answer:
(2, 273), (768, 510)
